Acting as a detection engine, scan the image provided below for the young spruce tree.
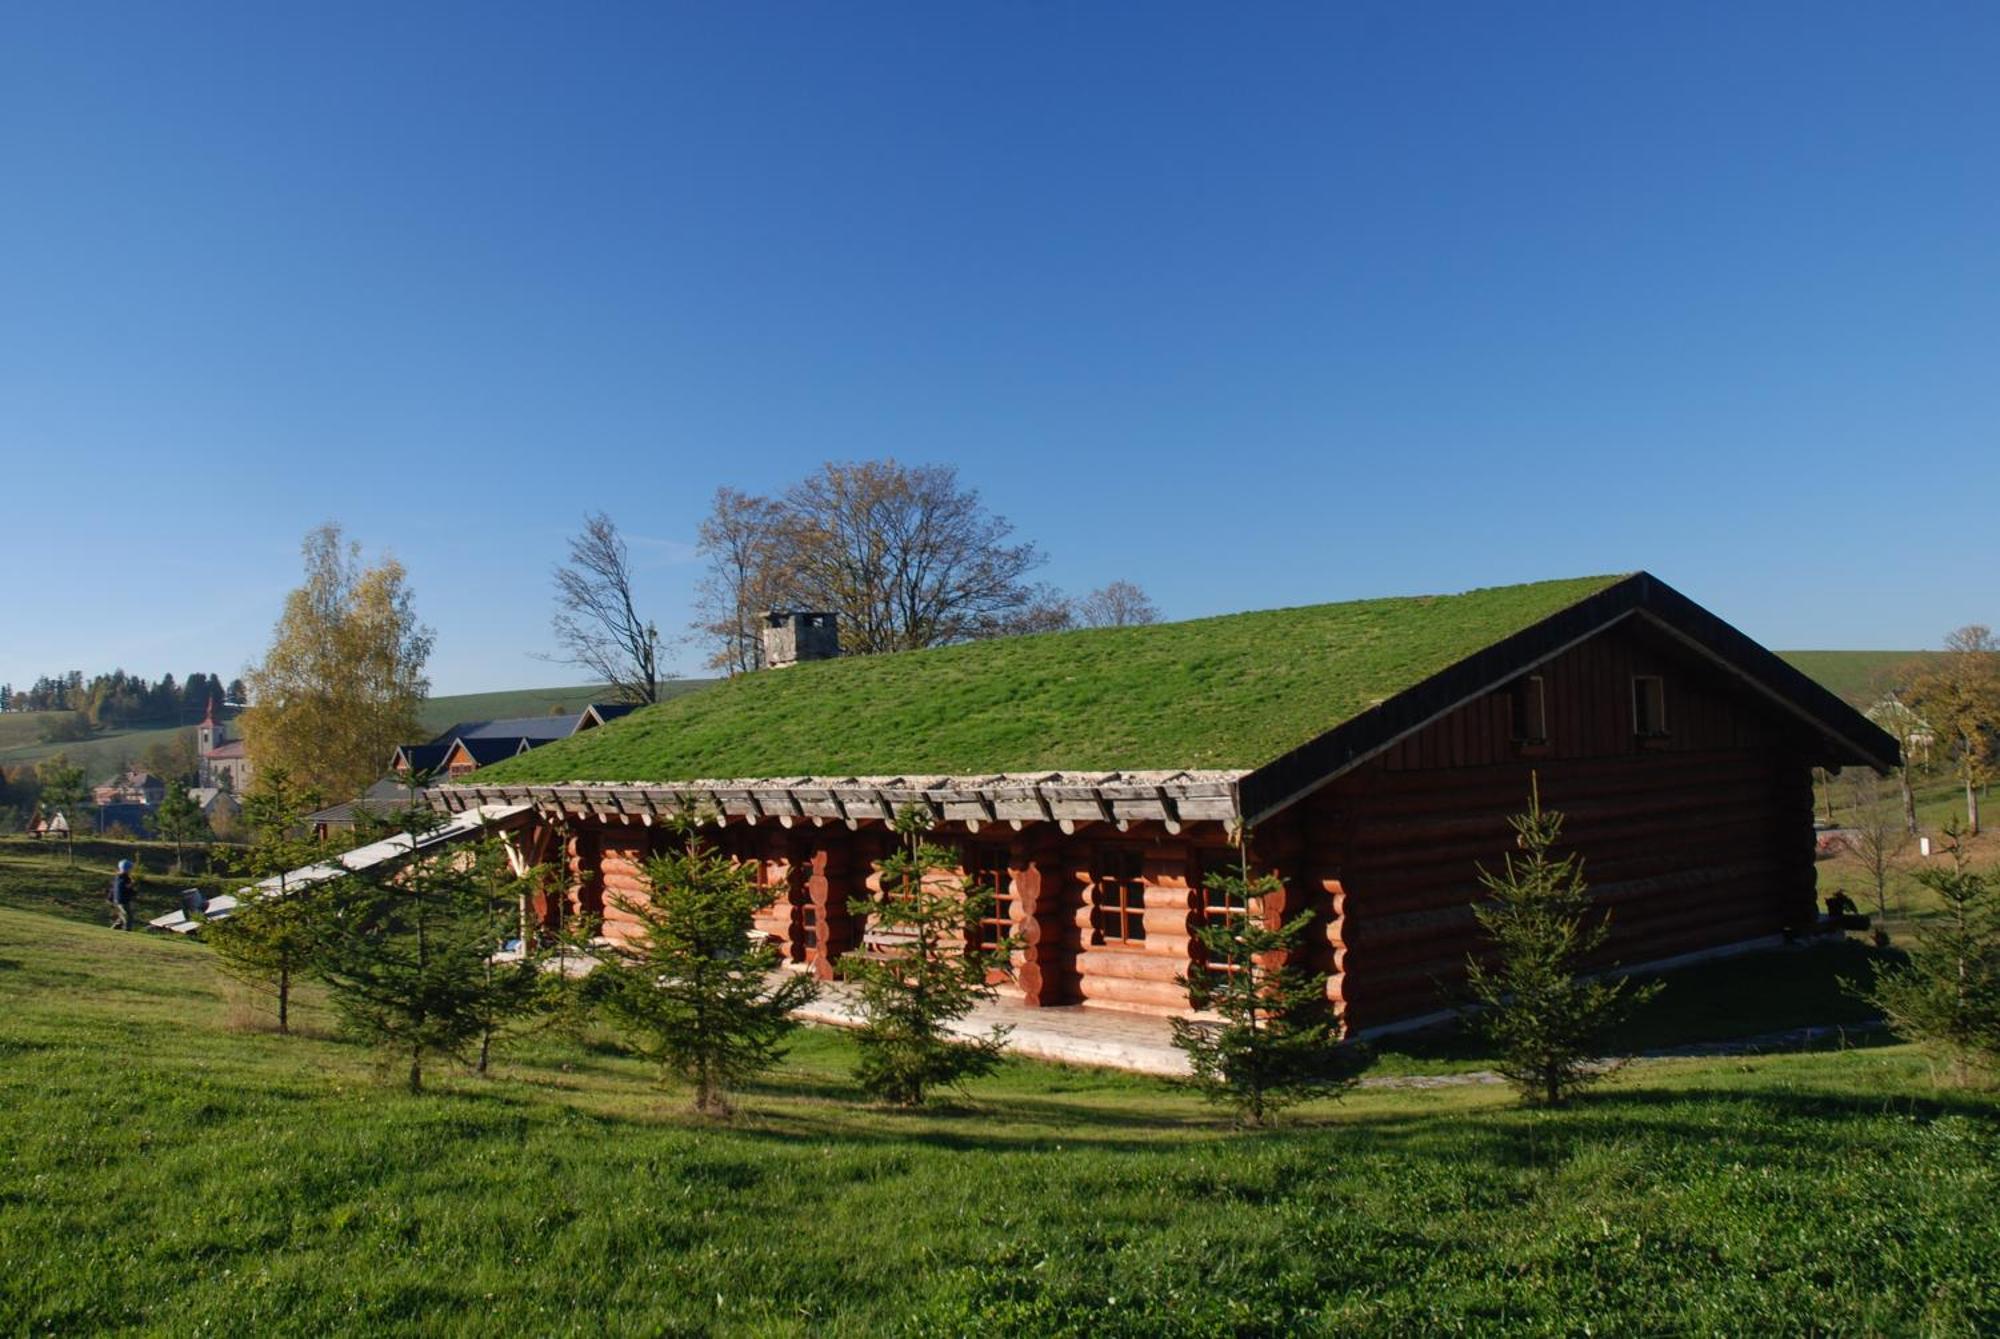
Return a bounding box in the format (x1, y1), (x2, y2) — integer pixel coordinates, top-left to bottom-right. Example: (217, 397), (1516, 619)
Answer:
(1860, 827), (2000, 1086)
(1170, 859), (1363, 1126)
(594, 815), (819, 1115)
(152, 783), (210, 875)
(1464, 779), (1659, 1106)
(312, 812), (533, 1092)
(842, 806), (1012, 1107)
(207, 767), (325, 1034)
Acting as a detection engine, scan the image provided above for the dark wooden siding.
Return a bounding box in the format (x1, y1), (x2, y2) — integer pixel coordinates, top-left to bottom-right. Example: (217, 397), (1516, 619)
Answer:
(1309, 621), (1819, 1031)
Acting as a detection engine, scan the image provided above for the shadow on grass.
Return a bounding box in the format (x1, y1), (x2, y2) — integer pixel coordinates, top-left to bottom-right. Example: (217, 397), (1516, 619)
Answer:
(1580, 1077), (2000, 1128)
(1371, 938), (1901, 1072)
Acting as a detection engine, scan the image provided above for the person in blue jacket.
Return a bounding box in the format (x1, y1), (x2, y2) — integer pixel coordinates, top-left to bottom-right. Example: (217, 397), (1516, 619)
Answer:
(107, 859), (136, 931)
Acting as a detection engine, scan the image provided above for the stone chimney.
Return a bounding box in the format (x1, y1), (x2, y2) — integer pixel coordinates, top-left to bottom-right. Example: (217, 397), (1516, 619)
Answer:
(761, 610), (840, 668)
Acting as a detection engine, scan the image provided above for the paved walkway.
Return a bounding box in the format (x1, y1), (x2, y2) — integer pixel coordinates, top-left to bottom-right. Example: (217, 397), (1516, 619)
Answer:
(794, 980), (1887, 1086)
(796, 983), (1195, 1075)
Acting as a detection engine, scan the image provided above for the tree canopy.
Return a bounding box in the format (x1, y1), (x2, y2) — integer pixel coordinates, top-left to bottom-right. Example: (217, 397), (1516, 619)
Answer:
(242, 524), (434, 800)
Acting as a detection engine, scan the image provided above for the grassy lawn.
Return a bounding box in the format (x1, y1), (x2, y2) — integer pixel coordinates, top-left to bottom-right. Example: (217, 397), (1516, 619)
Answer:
(0, 836), (237, 929)
(1, 895), (1994, 1335)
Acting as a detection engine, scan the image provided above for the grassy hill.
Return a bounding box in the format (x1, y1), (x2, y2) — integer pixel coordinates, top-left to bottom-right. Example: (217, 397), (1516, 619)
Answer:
(1777, 650), (1932, 707)
(0, 718), (194, 782)
(0, 876), (1992, 1332)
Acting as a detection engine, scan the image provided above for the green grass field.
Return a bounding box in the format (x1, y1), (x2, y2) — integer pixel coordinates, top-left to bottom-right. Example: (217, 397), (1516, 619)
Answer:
(1777, 650), (1932, 708)
(0, 716), (194, 781)
(1, 853), (1993, 1334)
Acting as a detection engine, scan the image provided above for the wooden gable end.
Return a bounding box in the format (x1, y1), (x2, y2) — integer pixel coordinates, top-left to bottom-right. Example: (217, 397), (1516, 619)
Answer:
(444, 740), (479, 778)
(1376, 618), (1792, 773)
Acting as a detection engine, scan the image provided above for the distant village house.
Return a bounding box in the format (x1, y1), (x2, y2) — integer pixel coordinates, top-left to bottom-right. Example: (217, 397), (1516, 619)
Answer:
(307, 703), (640, 840)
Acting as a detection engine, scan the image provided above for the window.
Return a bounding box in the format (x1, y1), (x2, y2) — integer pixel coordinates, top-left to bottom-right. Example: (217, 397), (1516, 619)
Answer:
(1512, 674), (1548, 744)
(962, 843), (1014, 950)
(1193, 852), (1248, 981)
(1090, 846), (1147, 944)
(1632, 675), (1667, 737)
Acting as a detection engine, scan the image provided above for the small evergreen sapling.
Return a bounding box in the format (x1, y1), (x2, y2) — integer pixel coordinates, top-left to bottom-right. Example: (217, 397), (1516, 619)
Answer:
(1859, 828), (2000, 1086)
(36, 755), (85, 866)
(841, 806), (1012, 1107)
(1464, 780), (1659, 1106)
(153, 784), (210, 874)
(207, 767), (325, 1033)
(1170, 861), (1361, 1126)
(312, 812), (526, 1092)
(594, 817), (818, 1115)
(462, 841), (550, 1076)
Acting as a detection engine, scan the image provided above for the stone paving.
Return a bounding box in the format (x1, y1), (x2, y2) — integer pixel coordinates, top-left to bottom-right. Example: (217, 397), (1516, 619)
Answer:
(796, 983), (1196, 1076)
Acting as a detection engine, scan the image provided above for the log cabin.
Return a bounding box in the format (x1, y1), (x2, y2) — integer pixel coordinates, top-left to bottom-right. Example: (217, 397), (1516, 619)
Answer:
(435, 575), (1898, 1034)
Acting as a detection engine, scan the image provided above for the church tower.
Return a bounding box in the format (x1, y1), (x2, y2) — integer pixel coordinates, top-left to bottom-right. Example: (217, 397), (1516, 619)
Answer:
(198, 697), (223, 759)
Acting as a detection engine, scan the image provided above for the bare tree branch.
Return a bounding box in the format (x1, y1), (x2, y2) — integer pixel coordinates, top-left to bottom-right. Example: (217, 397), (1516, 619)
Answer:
(1076, 580), (1161, 629)
(549, 512), (662, 704)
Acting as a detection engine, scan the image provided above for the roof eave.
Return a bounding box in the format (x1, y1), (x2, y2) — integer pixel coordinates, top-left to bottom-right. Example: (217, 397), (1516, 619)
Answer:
(429, 771), (1246, 833)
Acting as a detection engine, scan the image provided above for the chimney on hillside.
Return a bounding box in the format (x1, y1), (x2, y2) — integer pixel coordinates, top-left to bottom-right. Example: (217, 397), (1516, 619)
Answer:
(761, 610), (840, 668)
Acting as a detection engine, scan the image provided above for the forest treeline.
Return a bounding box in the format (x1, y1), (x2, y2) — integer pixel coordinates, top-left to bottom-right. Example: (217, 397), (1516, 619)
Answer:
(1, 671), (246, 730)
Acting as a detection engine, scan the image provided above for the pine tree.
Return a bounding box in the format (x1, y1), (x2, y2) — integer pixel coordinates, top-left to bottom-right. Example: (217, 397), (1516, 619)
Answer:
(153, 784), (210, 874)
(35, 755), (86, 866)
(1859, 828), (2000, 1086)
(312, 816), (527, 1093)
(207, 767), (325, 1033)
(593, 816), (819, 1114)
(840, 806), (1012, 1107)
(1464, 779), (1660, 1106)
(462, 841), (553, 1076)
(1170, 862), (1363, 1126)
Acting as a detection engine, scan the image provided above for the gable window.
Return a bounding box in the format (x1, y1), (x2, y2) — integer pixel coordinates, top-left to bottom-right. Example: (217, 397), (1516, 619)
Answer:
(962, 843), (1014, 951)
(1632, 675), (1668, 737)
(1090, 846), (1147, 944)
(1512, 674), (1548, 744)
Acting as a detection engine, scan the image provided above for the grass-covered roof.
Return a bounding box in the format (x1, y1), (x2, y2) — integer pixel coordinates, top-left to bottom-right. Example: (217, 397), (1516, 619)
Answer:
(470, 575), (1628, 785)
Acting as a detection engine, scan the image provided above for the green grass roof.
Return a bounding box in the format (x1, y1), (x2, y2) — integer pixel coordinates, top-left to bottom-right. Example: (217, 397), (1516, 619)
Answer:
(470, 575), (1627, 785)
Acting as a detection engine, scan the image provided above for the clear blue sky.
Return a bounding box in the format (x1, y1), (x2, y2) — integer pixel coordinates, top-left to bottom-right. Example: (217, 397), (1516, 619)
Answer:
(4, 3), (1996, 695)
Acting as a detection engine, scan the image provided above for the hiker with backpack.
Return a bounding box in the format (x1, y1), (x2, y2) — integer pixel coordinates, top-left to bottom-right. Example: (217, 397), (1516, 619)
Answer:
(107, 860), (136, 931)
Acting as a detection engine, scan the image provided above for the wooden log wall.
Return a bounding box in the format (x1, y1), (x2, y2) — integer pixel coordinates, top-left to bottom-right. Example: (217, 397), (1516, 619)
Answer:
(1010, 831), (1080, 1005)
(597, 831), (652, 943)
(1065, 832), (1243, 1016)
(549, 812), (1243, 1012)
(1309, 621), (1823, 1032)
(565, 828), (604, 926)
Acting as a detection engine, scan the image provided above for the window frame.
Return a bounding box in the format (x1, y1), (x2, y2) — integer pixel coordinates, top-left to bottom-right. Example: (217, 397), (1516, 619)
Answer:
(1089, 845), (1148, 945)
(961, 841), (1014, 952)
(1192, 851), (1249, 981)
(1512, 673), (1549, 745)
(1632, 674), (1668, 738)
